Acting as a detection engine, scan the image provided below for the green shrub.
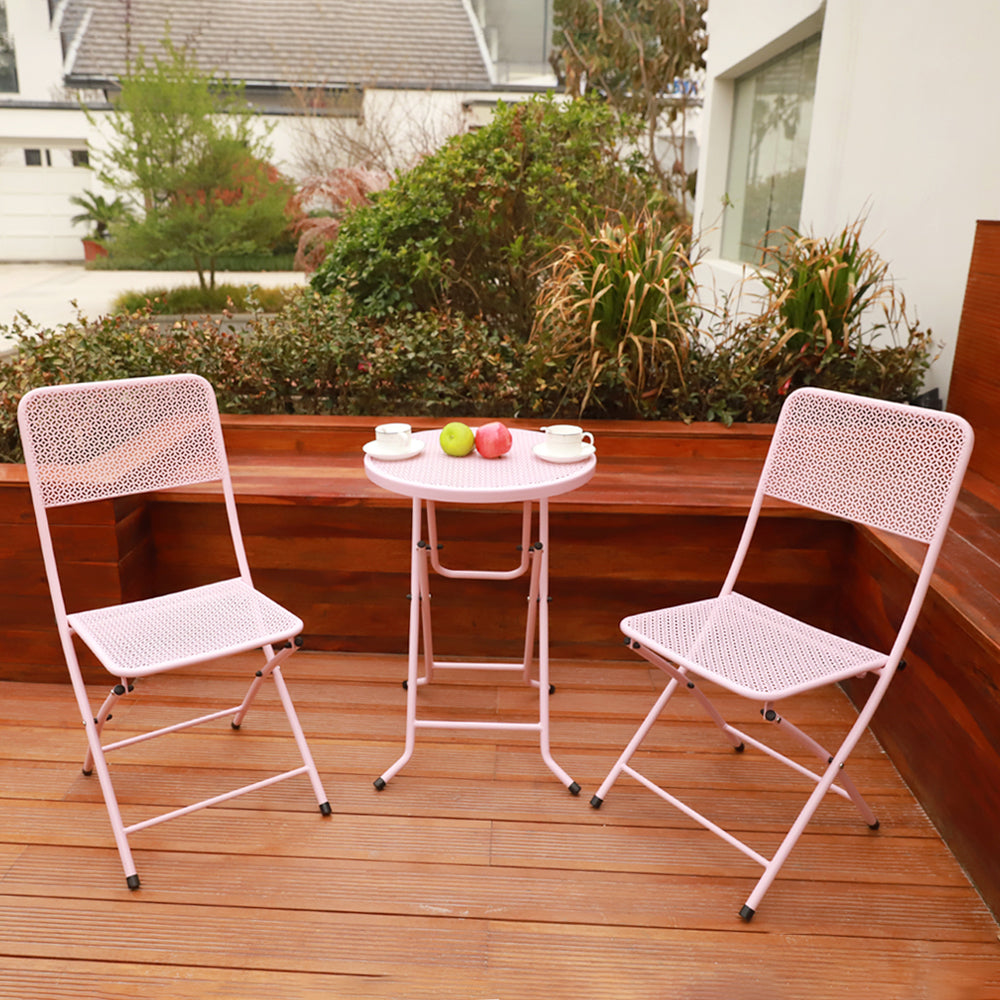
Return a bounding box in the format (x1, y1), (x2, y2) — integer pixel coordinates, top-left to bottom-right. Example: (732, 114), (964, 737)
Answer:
(0, 220), (936, 461)
(112, 283), (300, 315)
(93, 250), (297, 272)
(0, 294), (537, 461)
(749, 220), (934, 402)
(531, 214), (698, 415)
(311, 94), (658, 337)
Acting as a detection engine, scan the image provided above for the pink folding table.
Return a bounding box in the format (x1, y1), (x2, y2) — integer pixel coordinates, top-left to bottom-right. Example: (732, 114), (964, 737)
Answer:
(364, 426), (596, 793)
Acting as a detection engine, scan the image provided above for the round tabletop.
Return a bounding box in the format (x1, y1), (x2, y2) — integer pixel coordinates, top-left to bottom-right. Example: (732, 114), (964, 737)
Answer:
(363, 427), (596, 503)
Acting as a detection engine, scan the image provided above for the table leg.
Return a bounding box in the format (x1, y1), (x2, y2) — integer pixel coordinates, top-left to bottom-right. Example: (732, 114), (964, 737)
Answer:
(537, 499), (580, 794)
(373, 498), (423, 789)
(375, 497), (578, 794)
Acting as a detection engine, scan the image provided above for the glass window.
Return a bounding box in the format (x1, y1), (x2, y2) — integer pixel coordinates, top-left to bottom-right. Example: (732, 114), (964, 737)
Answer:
(71, 149), (90, 168)
(721, 35), (820, 264)
(24, 148), (42, 166)
(0, 0), (17, 93)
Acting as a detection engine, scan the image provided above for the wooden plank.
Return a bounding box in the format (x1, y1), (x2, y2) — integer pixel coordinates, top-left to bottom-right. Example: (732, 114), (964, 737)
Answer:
(39, 761), (931, 836)
(2, 844), (994, 944)
(949, 219), (1000, 481)
(846, 530), (1000, 916)
(0, 799), (492, 867)
(0, 894), (491, 978)
(487, 818), (971, 887)
(485, 924), (1000, 1000)
(0, 958), (392, 1000)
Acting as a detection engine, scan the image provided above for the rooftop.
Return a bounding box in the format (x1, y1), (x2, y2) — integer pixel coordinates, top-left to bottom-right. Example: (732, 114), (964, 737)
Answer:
(62, 0), (493, 90)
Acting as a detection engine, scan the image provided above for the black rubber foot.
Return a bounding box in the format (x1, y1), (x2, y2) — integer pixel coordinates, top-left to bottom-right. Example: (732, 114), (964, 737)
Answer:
(401, 680), (408, 690)
(739, 904), (755, 922)
(373, 777), (386, 791)
(734, 742), (745, 752)
(319, 801), (332, 816)
(230, 721), (240, 730)
(869, 819), (880, 831)
(126, 874), (141, 891)
(590, 794), (603, 809)
(548, 683), (556, 695)
(568, 781), (581, 796)
(82, 768), (93, 776)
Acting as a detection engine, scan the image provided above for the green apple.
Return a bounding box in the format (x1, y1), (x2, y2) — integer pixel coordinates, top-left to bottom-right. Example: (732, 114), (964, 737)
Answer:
(439, 421), (476, 456)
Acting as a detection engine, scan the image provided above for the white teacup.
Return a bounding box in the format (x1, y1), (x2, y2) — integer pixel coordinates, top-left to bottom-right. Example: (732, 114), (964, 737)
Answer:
(541, 424), (594, 456)
(374, 422), (412, 453)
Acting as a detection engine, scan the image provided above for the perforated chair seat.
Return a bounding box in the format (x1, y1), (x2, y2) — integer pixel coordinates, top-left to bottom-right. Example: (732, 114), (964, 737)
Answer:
(68, 578), (303, 678)
(622, 592), (887, 700)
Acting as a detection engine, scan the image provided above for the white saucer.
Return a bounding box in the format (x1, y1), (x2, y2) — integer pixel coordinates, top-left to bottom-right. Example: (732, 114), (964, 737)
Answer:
(363, 439), (426, 461)
(532, 442), (596, 464)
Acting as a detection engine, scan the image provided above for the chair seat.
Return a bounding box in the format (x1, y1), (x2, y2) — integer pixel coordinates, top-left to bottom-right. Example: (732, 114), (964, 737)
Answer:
(621, 592), (886, 700)
(68, 578), (303, 677)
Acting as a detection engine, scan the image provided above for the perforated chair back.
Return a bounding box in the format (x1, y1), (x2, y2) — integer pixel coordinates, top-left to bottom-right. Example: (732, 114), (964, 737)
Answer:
(19, 373), (226, 508)
(723, 389), (973, 605)
(19, 374), (254, 615)
(760, 387), (971, 544)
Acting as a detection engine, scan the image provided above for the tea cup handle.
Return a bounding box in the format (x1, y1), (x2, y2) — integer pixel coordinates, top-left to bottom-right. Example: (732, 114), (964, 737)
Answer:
(582, 431), (594, 446)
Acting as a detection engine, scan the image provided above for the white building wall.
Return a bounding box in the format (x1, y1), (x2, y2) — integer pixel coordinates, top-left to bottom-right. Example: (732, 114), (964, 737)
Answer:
(693, 0), (1000, 399)
(3, 0), (66, 101)
(0, 109), (100, 261)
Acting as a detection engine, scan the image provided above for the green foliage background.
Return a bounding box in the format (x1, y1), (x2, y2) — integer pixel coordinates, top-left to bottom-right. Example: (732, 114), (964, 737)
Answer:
(311, 95), (657, 337)
(0, 85), (935, 464)
(91, 39), (293, 291)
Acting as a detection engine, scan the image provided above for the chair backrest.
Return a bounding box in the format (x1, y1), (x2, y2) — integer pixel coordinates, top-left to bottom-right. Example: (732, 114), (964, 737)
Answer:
(18, 374), (226, 509)
(722, 388), (973, 610)
(761, 387), (973, 544)
(18, 374), (252, 628)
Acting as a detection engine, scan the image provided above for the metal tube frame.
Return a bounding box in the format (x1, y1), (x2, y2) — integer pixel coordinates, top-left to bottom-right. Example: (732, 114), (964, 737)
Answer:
(375, 497), (578, 792)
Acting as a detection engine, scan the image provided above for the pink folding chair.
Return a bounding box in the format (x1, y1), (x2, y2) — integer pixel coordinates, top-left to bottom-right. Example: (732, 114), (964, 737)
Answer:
(591, 387), (973, 919)
(18, 374), (331, 889)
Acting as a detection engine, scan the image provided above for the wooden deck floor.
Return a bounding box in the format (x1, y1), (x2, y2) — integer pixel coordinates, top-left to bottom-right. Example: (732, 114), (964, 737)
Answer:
(1, 650), (998, 999)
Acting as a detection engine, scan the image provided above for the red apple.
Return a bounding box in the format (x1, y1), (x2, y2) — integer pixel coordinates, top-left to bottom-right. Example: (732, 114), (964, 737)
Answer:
(475, 421), (513, 458)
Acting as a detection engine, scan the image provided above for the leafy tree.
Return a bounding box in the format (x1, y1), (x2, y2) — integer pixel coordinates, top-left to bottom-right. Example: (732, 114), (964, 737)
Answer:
(552, 0), (707, 215)
(90, 39), (292, 289)
(311, 94), (655, 337)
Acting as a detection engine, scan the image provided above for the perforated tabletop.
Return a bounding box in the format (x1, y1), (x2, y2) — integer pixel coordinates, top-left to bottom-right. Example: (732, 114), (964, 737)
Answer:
(363, 428), (596, 503)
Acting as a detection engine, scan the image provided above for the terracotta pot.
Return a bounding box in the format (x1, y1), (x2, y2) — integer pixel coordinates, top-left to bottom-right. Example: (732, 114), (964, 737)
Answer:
(82, 238), (108, 262)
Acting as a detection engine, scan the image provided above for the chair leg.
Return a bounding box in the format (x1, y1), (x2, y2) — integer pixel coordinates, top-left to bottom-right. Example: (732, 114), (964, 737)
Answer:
(269, 665), (331, 813)
(742, 753), (850, 919)
(765, 710), (878, 828)
(80, 705), (142, 888)
(632, 644), (746, 751)
(591, 675), (682, 807)
(82, 681), (132, 775)
(65, 657), (141, 887)
(230, 641), (298, 729)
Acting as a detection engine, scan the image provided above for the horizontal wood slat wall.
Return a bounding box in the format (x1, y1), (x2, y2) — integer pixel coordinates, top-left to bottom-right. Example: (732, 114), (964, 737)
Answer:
(0, 420), (786, 681)
(838, 218), (1000, 919)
